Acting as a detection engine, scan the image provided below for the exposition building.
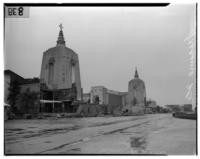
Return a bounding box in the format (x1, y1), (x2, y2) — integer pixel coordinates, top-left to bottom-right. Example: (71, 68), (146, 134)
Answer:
(40, 24), (82, 113)
(83, 68), (147, 114)
(4, 24), (149, 115)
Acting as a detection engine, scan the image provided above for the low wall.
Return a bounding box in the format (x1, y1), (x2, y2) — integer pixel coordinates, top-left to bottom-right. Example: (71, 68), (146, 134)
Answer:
(122, 105), (145, 115)
(76, 104), (123, 117)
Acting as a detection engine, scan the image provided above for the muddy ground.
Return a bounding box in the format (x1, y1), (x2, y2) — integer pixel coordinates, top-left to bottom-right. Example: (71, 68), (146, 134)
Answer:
(4, 114), (196, 155)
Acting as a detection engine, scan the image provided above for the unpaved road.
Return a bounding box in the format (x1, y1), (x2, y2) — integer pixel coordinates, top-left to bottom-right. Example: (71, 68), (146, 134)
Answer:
(4, 114), (196, 155)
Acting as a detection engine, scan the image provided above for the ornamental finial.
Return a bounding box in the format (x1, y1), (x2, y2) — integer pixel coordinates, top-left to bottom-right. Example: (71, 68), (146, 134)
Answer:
(57, 23), (65, 46)
(134, 67), (139, 78)
(59, 23), (63, 30)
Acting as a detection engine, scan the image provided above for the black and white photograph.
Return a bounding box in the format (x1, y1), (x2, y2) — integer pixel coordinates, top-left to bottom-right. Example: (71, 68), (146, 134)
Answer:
(3, 3), (197, 155)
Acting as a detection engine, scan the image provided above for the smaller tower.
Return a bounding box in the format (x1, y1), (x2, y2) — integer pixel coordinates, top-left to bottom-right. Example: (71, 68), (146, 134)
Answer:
(127, 68), (146, 106)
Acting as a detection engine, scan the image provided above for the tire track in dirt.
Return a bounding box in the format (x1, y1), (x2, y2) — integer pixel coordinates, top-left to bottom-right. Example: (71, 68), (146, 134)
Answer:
(39, 120), (150, 154)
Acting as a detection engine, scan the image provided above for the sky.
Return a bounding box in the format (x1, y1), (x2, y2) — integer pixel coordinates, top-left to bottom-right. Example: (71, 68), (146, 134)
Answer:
(4, 4), (196, 106)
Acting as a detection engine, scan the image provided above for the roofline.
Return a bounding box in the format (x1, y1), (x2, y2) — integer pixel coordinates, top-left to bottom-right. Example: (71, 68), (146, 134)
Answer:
(4, 69), (25, 80)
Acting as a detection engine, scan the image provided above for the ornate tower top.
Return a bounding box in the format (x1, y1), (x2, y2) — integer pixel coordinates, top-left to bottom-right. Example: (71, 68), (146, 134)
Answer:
(59, 23), (63, 30)
(134, 67), (139, 78)
(56, 23), (65, 46)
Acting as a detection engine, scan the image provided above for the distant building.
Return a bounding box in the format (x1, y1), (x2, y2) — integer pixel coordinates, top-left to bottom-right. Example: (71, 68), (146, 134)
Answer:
(121, 68), (147, 115)
(4, 70), (40, 104)
(165, 104), (193, 112)
(147, 100), (157, 107)
(40, 24), (82, 113)
(4, 69), (41, 116)
(106, 89), (128, 106)
(4, 70), (25, 104)
(82, 93), (90, 103)
(127, 68), (146, 106)
(165, 105), (181, 112)
(90, 86), (127, 106)
(89, 68), (147, 112)
(182, 104), (193, 112)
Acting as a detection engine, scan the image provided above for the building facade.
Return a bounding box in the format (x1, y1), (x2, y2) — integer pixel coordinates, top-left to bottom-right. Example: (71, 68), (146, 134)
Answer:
(4, 70), (27, 104)
(40, 24), (82, 113)
(4, 70), (40, 114)
(20, 82), (40, 93)
(182, 104), (193, 112)
(82, 93), (90, 103)
(90, 86), (127, 106)
(89, 69), (146, 109)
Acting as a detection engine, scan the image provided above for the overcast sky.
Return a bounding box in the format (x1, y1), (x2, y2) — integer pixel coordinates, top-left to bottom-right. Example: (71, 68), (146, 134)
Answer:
(5, 4), (196, 106)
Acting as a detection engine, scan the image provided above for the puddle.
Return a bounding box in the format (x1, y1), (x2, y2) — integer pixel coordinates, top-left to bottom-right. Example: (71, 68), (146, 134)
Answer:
(130, 136), (147, 154)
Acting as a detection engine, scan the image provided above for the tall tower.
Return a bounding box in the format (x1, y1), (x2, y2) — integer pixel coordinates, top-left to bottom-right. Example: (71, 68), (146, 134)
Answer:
(127, 68), (146, 106)
(40, 24), (82, 112)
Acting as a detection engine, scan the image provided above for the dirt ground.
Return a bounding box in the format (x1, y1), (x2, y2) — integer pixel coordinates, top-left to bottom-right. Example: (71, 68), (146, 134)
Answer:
(4, 114), (196, 155)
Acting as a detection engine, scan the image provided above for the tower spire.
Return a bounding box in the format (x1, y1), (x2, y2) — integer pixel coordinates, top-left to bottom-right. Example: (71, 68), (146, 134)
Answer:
(56, 23), (65, 46)
(134, 67), (139, 78)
